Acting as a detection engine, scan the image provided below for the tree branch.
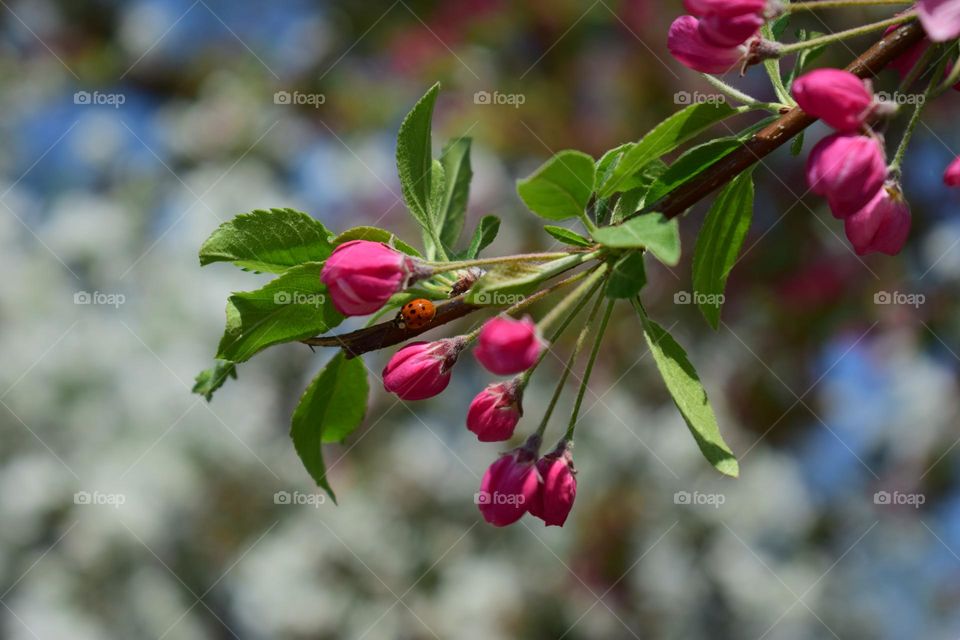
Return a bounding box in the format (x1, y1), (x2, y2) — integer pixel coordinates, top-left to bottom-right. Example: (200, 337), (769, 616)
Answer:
(305, 22), (927, 359)
(638, 21), (927, 221)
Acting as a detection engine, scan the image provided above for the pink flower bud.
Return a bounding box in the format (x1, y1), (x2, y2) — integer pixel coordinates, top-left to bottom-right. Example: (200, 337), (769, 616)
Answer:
(698, 11), (764, 47)
(477, 440), (540, 527)
(467, 381), (523, 442)
(320, 240), (417, 316)
(668, 15), (745, 75)
(806, 133), (887, 219)
(474, 316), (544, 376)
(684, 0), (767, 17)
(792, 69), (873, 132)
(382, 338), (464, 401)
(945, 157), (960, 187)
(844, 184), (911, 256)
(917, 0), (960, 42)
(529, 444), (577, 527)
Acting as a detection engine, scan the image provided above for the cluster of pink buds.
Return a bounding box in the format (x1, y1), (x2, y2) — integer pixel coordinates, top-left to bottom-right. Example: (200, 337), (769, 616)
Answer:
(668, 0), (773, 74)
(476, 437), (577, 527)
(794, 69), (910, 256)
(320, 240), (580, 526)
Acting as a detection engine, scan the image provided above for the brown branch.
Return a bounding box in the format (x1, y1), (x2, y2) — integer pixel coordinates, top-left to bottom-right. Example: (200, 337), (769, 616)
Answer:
(303, 297), (479, 358)
(639, 21), (927, 221)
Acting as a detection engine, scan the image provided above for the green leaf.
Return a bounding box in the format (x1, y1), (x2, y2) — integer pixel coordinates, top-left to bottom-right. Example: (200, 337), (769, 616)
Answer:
(611, 160), (668, 223)
(216, 262), (343, 362)
(192, 360), (237, 401)
(599, 102), (738, 197)
(199, 208), (334, 273)
(633, 301), (739, 477)
(465, 254), (586, 305)
(606, 252), (647, 299)
(592, 213), (681, 266)
(770, 12), (791, 40)
(464, 215), (501, 258)
(645, 138), (741, 205)
(786, 29), (828, 89)
(397, 83), (440, 236)
(425, 160), (447, 257)
(333, 227), (422, 257)
(543, 225), (593, 248)
(692, 171), (754, 329)
(291, 351), (369, 501)
(517, 150), (596, 221)
(790, 131), (805, 157)
(438, 137), (473, 250)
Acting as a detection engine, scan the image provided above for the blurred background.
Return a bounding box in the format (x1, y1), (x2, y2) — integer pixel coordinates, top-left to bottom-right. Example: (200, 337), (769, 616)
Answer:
(2, 0), (960, 638)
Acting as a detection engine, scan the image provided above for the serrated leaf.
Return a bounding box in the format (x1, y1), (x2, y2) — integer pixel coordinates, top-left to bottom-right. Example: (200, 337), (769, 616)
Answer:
(426, 160), (447, 257)
(692, 171), (754, 329)
(645, 138), (741, 205)
(216, 262), (343, 362)
(611, 160), (668, 223)
(438, 137), (473, 251)
(517, 150), (596, 221)
(633, 300), (738, 477)
(465, 253), (586, 304)
(333, 227), (422, 257)
(543, 225), (593, 248)
(592, 213), (681, 266)
(397, 83), (440, 238)
(600, 102), (738, 197)
(607, 252), (647, 299)
(464, 215), (500, 258)
(192, 360), (237, 401)
(291, 351), (369, 501)
(199, 208), (334, 273)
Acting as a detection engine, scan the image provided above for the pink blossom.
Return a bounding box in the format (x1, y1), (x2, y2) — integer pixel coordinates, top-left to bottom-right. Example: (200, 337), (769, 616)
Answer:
(477, 442), (540, 527)
(382, 338), (464, 401)
(917, 0), (960, 42)
(844, 184), (911, 256)
(806, 133), (887, 219)
(467, 381), (523, 442)
(320, 240), (416, 316)
(684, 0), (767, 17)
(792, 69), (873, 132)
(945, 157), (960, 187)
(529, 444), (577, 527)
(698, 10), (764, 47)
(474, 316), (544, 376)
(668, 15), (745, 74)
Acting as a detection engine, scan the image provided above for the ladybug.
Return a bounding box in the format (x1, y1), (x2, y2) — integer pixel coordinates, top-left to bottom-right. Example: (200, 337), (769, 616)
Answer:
(396, 298), (436, 329)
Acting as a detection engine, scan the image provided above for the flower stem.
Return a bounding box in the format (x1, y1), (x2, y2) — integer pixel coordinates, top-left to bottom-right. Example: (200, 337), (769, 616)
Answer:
(564, 299), (614, 440)
(890, 56), (947, 175)
(787, 0), (913, 10)
(426, 251), (582, 272)
(534, 288), (608, 438)
(759, 24), (794, 106)
(701, 73), (787, 111)
(536, 262), (609, 337)
(777, 13), (916, 55)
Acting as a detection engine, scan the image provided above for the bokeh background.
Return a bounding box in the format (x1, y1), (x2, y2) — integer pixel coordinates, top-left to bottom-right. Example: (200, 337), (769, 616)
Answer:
(2, 1), (960, 638)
